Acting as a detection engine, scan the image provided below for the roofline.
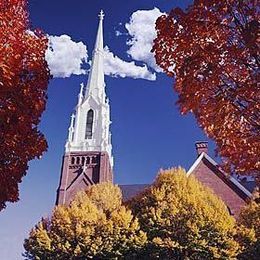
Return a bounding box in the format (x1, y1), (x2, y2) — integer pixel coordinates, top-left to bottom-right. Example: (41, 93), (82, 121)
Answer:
(187, 152), (205, 176)
(229, 176), (252, 197)
(187, 152), (252, 198)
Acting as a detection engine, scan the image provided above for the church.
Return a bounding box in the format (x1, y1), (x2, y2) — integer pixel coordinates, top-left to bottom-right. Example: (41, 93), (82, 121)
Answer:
(56, 11), (255, 218)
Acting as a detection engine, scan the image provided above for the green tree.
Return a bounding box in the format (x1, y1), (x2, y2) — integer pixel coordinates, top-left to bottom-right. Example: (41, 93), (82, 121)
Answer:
(129, 167), (240, 259)
(24, 183), (146, 259)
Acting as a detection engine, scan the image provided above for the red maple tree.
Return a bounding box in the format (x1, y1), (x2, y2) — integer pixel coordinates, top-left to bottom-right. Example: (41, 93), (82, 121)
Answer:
(0, 0), (50, 210)
(153, 0), (259, 178)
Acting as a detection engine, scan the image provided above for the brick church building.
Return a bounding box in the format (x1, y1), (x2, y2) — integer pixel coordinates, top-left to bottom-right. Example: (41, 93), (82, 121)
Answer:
(56, 11), (254, 218)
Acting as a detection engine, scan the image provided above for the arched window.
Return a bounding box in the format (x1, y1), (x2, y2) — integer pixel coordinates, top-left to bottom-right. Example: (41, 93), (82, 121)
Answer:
(76, 157), (80, 165)
(71, 157), (75, 165)
(81, 157), (85, 165)
(85, 109), (94, 139)
(86, 157), (90, 164)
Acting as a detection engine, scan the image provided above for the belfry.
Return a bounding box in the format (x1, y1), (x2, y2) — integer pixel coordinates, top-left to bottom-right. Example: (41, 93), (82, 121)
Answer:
(56, 10), (113, 205)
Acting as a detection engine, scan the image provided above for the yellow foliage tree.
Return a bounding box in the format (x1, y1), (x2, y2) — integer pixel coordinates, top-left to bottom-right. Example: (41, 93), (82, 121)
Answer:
(236, 190), (260, 259)
(85, 182), (122, 215)
(24, 183), (146, 259)
(129, 167), (240, 259)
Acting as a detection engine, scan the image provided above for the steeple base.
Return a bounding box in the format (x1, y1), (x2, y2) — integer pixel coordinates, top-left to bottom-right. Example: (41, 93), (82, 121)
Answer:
(56, 151), (113, 205)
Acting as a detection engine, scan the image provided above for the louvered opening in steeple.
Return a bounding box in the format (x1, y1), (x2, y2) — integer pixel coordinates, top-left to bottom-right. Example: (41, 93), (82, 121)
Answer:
(85, 109), (94, 139)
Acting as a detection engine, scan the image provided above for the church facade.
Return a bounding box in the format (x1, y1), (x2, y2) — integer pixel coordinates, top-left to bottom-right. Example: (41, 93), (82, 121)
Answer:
(56, 10), (113, 205)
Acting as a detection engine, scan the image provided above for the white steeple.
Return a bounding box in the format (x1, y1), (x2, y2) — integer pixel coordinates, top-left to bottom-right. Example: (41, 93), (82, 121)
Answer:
(84, 9), (105, 102)
(65, 10), (113, 167)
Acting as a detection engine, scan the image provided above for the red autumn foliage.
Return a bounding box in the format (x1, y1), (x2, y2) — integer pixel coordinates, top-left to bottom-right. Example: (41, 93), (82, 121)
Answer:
(152, 0), (259, 178)
(0, 0), (50, 210)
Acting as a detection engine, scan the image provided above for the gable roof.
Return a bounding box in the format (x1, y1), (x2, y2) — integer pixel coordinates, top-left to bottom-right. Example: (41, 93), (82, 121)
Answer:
(119, 184), (149, 201)
(187, 152), (252, 198)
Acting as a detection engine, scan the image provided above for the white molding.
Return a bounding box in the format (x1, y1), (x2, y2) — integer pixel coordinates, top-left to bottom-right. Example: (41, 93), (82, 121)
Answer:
(187, 152), (205, 176)
(203, 153), (218, 166)
(230, 176), (252, 197)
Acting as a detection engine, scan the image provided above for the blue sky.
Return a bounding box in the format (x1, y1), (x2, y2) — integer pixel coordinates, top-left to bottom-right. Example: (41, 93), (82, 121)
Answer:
(0, 0), (218, 259)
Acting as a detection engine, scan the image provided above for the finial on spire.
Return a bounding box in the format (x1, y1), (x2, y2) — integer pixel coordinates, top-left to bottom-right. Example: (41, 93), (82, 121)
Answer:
(99, 10), (104, 20)
(68, 113), (75, 142)
(69, 114), (75, 128)
(78, 83), (84, 105)
(79, 83), (84, 95)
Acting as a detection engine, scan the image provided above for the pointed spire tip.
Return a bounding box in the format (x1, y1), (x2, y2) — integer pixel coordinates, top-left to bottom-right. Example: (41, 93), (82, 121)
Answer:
(99, 10), (104, 20)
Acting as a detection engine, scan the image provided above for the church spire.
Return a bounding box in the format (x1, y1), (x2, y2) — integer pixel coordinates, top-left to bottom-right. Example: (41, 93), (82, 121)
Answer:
(84, 10), (105, 101)
(56, 10), (113, 206)
(65, 10), (113, 167)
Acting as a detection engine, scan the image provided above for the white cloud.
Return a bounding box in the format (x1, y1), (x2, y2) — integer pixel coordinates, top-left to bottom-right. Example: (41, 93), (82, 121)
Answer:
(45, 34), (155, 81)
(125, 8), (165, 72)
(46, 35), (88, 78)
(45, 9), (165, 81)
(104, 46), (156, 81)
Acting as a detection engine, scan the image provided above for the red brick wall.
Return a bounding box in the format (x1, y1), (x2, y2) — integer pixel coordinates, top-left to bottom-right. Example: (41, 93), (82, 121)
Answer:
(192, 159), (246, 218)
(56, 151), (112, 205)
